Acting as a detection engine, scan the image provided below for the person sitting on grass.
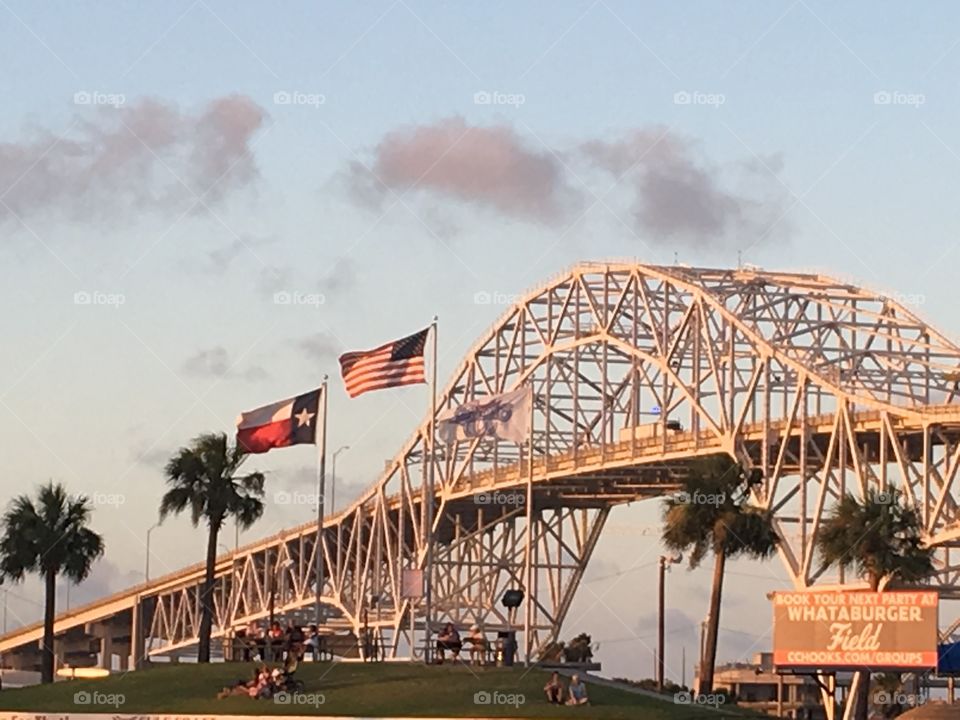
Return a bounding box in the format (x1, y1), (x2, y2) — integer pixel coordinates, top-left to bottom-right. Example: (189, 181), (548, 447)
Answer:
(250, 665), (273, 699)
(544, 672), (564, 704)
(566, 674), (589, 706)
(217, 679), (250, 699)
(435, 622), (462, 664)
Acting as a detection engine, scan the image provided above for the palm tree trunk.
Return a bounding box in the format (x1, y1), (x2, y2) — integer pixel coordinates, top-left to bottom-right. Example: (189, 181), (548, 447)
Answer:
(699, 549), (726, 695)
(41, 568), (56, 683)
(197, 524), (220, 663)
(852, 575), (881, 720)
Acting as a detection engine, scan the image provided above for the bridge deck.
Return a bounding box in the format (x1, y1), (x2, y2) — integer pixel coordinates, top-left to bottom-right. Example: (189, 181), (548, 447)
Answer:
(1, 405), (955, 658)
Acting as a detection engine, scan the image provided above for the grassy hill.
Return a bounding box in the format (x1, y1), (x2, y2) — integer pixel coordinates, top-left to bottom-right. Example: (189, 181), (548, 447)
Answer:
(0, 661), (745, 718)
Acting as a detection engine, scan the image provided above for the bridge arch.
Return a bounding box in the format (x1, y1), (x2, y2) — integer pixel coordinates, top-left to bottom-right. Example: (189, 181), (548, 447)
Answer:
(4, 262), (960, 668)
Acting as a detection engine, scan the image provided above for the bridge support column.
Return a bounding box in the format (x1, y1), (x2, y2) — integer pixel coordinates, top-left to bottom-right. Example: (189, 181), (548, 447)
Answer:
(99, 634), (114, 670)
(130, 598), (144, 671)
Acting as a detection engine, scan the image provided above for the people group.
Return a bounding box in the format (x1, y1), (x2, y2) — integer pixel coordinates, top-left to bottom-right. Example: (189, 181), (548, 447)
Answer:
(435, 622), (490, 665)
(218, 621), (307, 700)
(222, 618), (591, 709)
(217, 658), (299, 700)
(544, 672), (590, 706)
(236, 619), (316, 662)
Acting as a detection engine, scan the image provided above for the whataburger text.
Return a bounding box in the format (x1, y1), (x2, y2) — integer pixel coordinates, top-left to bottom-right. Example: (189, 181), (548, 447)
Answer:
(772, 591), (939, 669)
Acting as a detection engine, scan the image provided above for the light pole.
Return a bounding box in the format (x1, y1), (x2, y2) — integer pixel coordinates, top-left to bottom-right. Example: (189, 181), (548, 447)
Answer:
(145, 523), (160, 582)
(658, 553), (682, 692)
(330, 445), (350, 514)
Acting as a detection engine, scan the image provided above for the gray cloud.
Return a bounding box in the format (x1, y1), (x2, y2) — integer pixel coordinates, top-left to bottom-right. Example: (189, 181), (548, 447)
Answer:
(181, 346), (268, 382)
(0, 94), (266, 223)
(343, 119), (787, 248)
(582, 129), (789, 247)
(204, 234), (276, 274)
(298, 332), (340, 362)
(320, 258), (356, 295)
(258, 265), (292, 297)
(345, 116), (580, 223)
(130, 443), (174, 469)
(57, 559), (142, 609)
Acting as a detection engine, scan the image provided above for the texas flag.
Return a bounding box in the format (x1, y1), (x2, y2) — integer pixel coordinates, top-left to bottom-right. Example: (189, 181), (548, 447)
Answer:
(236, 388), (321, 454)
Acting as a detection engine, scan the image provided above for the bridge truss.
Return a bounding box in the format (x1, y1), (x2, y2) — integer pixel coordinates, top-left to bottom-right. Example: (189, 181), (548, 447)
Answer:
(5, 261), (960, 672)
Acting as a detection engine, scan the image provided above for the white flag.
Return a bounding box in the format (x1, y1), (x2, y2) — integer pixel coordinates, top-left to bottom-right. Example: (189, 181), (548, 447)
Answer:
(438, 385), (532, 445)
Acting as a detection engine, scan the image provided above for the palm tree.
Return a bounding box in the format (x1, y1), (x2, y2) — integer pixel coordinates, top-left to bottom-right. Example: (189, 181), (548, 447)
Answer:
(662, 454), (779, 695)
(870, 672), (906, 719)
(816, 484), (933, 720)
(160, 432), (265, 663)
(0, 482), (105, 683)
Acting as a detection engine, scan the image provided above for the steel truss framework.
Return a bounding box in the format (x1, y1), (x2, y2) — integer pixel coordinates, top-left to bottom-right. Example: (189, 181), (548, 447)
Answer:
(5, 261), (960, 671)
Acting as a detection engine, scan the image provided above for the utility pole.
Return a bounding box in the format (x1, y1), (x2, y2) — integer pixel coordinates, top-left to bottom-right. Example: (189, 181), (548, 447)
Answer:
(682, 646), (686, 689)
(658, 557), (666, 691)
(658, 554), (681, 692)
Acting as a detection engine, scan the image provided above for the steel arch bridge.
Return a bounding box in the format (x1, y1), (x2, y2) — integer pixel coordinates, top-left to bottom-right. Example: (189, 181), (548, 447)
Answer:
(5, 261), (960, 670)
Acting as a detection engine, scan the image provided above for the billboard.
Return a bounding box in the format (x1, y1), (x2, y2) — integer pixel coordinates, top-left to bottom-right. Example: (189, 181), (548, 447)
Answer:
(772, 590), (938, 669)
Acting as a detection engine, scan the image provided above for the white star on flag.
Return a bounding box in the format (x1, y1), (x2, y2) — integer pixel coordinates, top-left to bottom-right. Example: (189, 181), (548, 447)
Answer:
(294, 407), (315, 427)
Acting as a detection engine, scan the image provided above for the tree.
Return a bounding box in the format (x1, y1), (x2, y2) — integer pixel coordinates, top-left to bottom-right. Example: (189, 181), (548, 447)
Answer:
(870, 672), (906, 719)
(662, 454), (779, 695)
(816, 484), (934, 720)
(160, 432), (265, 663)
(0, 482), (105, 683)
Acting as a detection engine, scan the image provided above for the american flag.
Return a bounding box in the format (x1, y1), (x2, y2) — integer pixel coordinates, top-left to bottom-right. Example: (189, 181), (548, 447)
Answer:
(339, 327), (429, 398)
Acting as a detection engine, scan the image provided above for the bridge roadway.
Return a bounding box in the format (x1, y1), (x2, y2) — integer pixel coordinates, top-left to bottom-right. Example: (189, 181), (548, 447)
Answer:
(2, 404), (957, 667)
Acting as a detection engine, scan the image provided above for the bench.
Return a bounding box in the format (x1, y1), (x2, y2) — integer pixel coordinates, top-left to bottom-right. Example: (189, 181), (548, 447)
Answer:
(540, 661), (602, 673)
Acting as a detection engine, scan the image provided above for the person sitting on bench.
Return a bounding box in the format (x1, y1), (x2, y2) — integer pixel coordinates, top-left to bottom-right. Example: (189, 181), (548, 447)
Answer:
(465, 624), (487, 665)
(435, 622), (462, 664)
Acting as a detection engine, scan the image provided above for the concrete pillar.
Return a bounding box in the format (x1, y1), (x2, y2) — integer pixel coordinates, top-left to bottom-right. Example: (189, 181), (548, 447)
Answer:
(54, 637), (65, 676)
(99, 634), (114, 670)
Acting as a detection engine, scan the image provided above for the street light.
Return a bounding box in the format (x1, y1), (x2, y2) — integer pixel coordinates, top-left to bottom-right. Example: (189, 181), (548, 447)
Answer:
(330, 445), (350, 514)
(657, 553), (682, 692)
(145, 523), (160, 582)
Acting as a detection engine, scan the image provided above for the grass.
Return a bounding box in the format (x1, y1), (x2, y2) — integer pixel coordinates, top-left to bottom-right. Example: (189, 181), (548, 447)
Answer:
(0, 661), (748, 718)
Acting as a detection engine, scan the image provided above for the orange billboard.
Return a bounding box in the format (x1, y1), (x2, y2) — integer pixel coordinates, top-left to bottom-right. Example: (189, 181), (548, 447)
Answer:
(772, 590), (938, 669)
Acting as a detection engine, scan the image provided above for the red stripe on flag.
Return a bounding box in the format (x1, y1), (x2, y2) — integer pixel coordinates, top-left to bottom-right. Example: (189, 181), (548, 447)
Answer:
(237, 418), (294, 454)
(339, 329), (429, 398)
(344, 358), (425, 388)
(344, 364), (425, 398)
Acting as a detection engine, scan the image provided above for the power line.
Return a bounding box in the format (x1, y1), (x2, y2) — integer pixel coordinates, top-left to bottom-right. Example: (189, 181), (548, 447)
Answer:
(583, 560), (658, 584)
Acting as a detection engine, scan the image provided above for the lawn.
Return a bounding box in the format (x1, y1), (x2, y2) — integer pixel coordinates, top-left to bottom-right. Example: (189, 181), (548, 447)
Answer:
(0, 661), (746, 718)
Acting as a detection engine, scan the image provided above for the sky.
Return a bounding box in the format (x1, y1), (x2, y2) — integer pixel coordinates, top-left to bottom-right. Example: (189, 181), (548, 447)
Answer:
(2, 0), (960, 684)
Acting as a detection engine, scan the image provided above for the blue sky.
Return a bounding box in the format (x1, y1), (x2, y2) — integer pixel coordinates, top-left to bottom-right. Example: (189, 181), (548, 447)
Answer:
(3, 0), (960, 682)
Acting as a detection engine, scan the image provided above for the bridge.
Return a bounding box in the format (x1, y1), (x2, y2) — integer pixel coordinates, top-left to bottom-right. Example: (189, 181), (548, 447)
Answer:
(5, 261), (960, 671)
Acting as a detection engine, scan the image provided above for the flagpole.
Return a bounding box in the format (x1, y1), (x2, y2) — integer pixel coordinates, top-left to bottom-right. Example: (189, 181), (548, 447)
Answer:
(423, 316), (438, 664)
(314, 376), (328, 629)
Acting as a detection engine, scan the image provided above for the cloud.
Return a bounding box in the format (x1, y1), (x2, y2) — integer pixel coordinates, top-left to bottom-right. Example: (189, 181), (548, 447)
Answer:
(320, 258), (356, 295)
(342, 120), (788, 248)
(0, 94), (266, 223)
(582, 128), (789, 247)
(345, 116), (579, 223)
(258, 265), (292, 297)
(57, 559), (143, 609)
(130, 443), (174, 469)
(203, 234), (276, 274)
(298, 332), (340, 361)
(181, 346), (268, 382)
